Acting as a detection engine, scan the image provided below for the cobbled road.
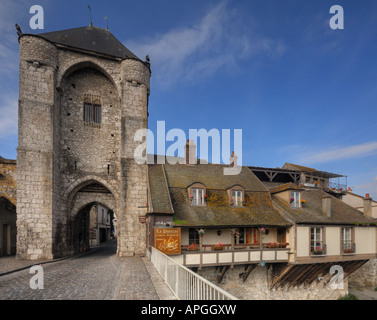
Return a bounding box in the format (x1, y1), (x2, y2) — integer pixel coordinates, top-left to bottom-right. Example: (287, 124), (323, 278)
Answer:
(0, 241), (159, 300)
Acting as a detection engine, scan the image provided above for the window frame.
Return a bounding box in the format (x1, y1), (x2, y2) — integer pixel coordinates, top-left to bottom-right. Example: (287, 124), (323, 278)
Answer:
(191, 187), (204, 206)
(188, 228), (200, 245)
(228, 185), (245, 207)
(188, 183), (206, 207)
(83, 94), (102, 125)
(290, 191), (301, 208)
(310, 226), (325, 255)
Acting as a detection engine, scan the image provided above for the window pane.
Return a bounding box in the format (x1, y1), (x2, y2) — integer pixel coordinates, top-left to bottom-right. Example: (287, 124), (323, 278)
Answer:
(232, 190), (242, 206)
(192, 188), (203, 206)
(189, 228), (199, 245)
(94, 104), (101, 123)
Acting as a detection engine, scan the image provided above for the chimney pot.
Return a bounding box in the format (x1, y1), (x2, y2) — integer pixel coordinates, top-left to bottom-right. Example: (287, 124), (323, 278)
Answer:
(229, 151), (237, 167)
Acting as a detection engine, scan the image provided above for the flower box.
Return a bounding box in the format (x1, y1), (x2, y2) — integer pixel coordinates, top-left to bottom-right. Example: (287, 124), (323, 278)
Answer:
(213, 246), (224, 251)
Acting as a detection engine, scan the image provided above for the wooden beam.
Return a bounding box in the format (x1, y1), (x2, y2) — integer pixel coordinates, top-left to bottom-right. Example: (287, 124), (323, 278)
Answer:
(271, 264), (296, 289)
(286, 265), (309, 289)
(304, 263), (330, 288)
(217, 266), (230, 284)
(290, 264), (317, 289)
(242, 264), (257, 282)
(270, 264), (295, 290)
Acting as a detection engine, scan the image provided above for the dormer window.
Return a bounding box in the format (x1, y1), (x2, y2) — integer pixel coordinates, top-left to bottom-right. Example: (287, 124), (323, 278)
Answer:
(232, 190), (243, 207)
(290, 191), (301, 208)
(191, 188), (204, 206)
(228, 185), (245, 207)
(188, 183), (206, 206)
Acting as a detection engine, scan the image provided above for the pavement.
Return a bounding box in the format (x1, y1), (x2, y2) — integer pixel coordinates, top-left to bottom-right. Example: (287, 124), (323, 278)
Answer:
(0, 240), (176, 300)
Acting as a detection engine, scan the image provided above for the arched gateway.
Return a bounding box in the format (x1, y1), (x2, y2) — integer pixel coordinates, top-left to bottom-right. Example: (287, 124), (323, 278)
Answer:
(16, 25), (151, 260)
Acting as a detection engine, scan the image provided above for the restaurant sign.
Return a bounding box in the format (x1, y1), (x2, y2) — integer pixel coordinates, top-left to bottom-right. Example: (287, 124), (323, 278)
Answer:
(154, 228), (181, 255)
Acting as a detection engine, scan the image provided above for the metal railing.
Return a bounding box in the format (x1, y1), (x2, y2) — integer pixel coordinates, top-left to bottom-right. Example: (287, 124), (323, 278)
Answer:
(150, 246), (239, 300)
(310, 243), (327, 256)
(342, 242), (356, 254)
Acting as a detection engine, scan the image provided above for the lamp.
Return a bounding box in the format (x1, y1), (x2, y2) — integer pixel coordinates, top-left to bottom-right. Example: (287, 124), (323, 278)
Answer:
(217, 230), (222, 236)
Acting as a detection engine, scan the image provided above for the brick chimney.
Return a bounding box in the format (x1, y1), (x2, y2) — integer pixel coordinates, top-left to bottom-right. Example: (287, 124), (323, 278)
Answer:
(185, 139), (196, 164)
(363, 193), (372, 217)
(322, 195), (331, 217)
(229, 151), (238, 167)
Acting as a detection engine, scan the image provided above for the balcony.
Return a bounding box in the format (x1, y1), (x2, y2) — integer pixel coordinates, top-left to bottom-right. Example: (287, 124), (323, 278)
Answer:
(173, 243), (290, 268)
(342, 242), (356, 255)
(310, 243), (327, 256)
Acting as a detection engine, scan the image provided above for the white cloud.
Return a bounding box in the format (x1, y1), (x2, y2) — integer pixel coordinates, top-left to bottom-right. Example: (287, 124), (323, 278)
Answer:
(125, 1), (286, 89)
(297, 141), (377, 165)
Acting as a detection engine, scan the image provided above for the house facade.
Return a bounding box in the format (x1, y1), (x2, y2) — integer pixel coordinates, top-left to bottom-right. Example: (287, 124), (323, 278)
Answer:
(146, 146), (377, 298)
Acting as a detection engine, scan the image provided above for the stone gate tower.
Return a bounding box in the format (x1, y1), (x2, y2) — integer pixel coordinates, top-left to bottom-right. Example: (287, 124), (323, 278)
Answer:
(17, 25), (150, 259)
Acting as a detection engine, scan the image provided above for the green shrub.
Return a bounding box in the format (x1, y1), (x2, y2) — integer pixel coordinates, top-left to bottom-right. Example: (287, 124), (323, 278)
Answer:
(338, 293), (359, 300)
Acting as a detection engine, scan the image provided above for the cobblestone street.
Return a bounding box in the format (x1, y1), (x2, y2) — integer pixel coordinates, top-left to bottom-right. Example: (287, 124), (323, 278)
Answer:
(0, 240), (174, 300)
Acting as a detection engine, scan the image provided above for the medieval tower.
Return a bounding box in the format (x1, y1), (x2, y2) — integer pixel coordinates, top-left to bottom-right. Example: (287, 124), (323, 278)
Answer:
(17, 25), (150, 260)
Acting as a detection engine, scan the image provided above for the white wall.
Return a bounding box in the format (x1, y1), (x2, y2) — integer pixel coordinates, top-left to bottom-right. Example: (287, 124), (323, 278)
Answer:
(296, 226), (309, 257)
(326, 227), (340, 256)
(355, 227), (376, 254)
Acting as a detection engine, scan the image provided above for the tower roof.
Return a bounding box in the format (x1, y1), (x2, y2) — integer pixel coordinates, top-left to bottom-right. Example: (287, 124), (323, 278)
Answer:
(38, 26), (141, 60)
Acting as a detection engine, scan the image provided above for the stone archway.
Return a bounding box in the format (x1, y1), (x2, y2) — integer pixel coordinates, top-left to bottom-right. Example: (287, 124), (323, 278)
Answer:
(67, 181), (117, 254)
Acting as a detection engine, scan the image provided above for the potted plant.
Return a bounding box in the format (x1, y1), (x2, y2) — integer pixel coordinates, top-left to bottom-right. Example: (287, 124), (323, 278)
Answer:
(204, 194), (208, 201)
(187, 242), (199, 251)
(267, 242), (279, 248)
(260, 228), (269, 235)
(290, 198), (294, 204)
(229, 198), (234, 206)
(312, 246), (323, 255)
(242, 198), (246, 206)
(213, 242), (224, 251)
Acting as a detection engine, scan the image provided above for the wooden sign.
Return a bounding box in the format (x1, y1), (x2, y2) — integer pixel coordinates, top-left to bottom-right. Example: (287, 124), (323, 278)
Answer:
(154, 228), (181, 255)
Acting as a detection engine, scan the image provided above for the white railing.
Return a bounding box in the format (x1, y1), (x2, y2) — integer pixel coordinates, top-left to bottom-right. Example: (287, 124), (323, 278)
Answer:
(150, 246), (239, 300)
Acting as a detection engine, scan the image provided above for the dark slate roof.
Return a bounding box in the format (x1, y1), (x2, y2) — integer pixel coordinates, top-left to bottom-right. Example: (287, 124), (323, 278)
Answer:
(272, 188), (377, 225)
(37, 26), (141, 60)
(148, 162), (291, 228)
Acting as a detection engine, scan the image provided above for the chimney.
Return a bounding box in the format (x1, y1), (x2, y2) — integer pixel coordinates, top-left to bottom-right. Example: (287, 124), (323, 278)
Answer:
(185, 139), (196, 164)
(229, 151), (238, 167)
(322, 195), (331, 217)
(363, 194), (372, 217)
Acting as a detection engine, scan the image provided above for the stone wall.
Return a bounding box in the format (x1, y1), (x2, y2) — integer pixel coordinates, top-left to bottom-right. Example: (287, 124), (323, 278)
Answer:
(197, 264), (348, 300)
(16, 32), (151, 260)
(349, 259), (377, 289)
(0, 159), (17, 205)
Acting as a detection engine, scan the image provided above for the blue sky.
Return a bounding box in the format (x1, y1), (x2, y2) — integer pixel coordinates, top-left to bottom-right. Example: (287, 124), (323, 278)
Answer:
(1, 0), (377, 198)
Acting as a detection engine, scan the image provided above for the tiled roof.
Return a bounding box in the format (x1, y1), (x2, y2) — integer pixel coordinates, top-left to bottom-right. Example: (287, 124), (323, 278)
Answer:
(148, 162), (291, 228)
(148, 164), (173, 214)
(272, 189), (377, 225)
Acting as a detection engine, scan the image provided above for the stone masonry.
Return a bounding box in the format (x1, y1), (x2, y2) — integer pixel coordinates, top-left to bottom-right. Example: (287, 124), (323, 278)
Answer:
(16, 29), (150, 260)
